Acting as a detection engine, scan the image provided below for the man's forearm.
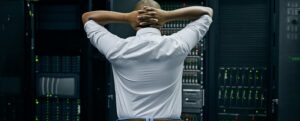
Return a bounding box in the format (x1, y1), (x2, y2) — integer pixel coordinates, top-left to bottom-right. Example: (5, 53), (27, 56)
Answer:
(165, 6), (213, 22)
(82, 11), (129, 24)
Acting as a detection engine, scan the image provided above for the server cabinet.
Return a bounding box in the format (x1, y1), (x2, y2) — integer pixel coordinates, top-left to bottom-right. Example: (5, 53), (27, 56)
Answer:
(27, 0), (85, 120)
(158, 1), (208, 121)
(82, 0), (110, 121)
(207, 0), (274, 120)
(278, 0), (300, 121)
(0, 0), (26, 120)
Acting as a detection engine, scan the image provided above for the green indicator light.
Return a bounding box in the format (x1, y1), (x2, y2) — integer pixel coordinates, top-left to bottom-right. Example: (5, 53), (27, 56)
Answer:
(224, 70), (228, 80)
(256, 76), (259, 80)
(77, 105), (81, 115)
(35, 99), (39, 105)
(35, 56), (39, 62)
(29, 11), (34, 17)
(47, 93), (52, 97)
(290, 56), (300, 62)
(35, 116), (38, 121)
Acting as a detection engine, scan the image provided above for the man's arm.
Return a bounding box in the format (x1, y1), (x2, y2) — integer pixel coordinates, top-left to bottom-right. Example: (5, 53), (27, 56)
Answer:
(81, 10), (136, 25)
(165, 6), (212, 21)
(82, 10), (156, 30)
(82, 11), (139, 55)
(141, 6), (213, 53)
(140, 6), (213, 26)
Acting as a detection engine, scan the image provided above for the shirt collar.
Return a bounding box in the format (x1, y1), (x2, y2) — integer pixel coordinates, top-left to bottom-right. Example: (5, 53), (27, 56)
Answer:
(136, 27), (161, 36)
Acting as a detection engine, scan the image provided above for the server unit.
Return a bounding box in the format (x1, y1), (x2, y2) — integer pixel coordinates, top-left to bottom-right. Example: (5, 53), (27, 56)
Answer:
(34, 56), (81, 121)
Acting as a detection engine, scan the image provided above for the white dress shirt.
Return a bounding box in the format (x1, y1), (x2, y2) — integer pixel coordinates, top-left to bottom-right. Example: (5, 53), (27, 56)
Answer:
(84, 15), (212, 119)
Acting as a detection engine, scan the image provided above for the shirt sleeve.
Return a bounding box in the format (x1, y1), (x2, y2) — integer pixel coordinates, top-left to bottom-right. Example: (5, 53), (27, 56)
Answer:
(84, 20), (123, 55)
(170, 15), (212, 53)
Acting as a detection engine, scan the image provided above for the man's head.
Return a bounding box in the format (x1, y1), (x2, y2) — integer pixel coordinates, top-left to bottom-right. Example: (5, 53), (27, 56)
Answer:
(134, 0), (161, 11)
(132, 0), (161, 30)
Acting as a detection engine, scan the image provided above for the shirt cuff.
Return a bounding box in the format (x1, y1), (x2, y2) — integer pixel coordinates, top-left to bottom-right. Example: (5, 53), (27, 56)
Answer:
(84, 20), (108, 34)
(188, 15), (213, 27)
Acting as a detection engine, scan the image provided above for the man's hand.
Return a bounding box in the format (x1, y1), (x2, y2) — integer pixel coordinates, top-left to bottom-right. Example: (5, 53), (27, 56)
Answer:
(137, 6), (168, 28)
(81, 6), (166, 30)
(127, 9), (161, 30)
(126, 11), (142, 30)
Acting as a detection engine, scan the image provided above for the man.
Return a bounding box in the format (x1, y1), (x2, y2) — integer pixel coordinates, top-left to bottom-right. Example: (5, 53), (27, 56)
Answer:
(82, 0), (213, 121)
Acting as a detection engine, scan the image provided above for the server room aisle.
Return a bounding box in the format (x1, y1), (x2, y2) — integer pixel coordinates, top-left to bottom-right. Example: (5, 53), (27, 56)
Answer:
(0, 0), (299, 121)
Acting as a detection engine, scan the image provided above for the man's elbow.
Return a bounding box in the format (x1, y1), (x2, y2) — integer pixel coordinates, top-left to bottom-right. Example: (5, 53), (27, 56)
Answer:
(82, 12), (91, 24)
(206, 7), (213, 17)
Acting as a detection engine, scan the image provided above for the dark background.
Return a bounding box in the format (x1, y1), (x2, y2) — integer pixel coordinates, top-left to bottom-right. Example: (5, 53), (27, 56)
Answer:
(0, 0), (299, 121)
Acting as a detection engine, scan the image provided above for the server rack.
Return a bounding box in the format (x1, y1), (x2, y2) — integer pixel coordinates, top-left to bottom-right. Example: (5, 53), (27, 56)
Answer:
(158, 1), (208, 121)
(21, 0), (300, 121)
(27, 0), (85, 120)
(82, 0), (111, 121)
(0, 0), (26, 120)
(207, 0), (275, 120)
(278, 0), (300, 121)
